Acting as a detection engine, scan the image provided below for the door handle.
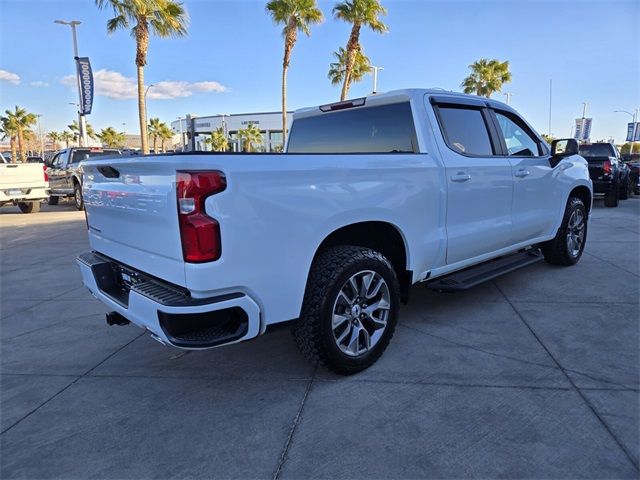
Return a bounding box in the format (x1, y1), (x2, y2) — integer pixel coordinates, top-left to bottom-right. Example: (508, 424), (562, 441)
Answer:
(450, 172), (471, 183)
(515, 169), (531, 178)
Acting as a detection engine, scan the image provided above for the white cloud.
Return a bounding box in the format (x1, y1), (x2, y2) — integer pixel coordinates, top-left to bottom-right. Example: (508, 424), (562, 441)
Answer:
(30, 80), (49, 88)
(0, 70), (20, 85)
(61, 69), (226, 100)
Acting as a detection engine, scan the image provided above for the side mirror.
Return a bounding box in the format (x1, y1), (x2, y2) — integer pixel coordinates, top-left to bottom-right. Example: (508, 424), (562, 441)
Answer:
(550, 138), (579, 167)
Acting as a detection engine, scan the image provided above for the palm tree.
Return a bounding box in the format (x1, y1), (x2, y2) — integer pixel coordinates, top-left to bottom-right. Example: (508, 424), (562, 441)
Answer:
(328, 46), (372, 98)
(68, 120), (97, 144)
(0, 116), (18, 161)
(461, 58), (512, 98)
(158, 123), (174, 152)
(266, 0), (323, 148)
(148, 117), (162, 153)
(60, 130), (75, 148)
(1, 106), (37, 162)
(238, 124), (263, 152)
(96, 127), (126, 148)
(96, 0), (188, 155)
(47, 131), (62, 150)
(333, 0), (387, 101)
(204, 127), (229, 152)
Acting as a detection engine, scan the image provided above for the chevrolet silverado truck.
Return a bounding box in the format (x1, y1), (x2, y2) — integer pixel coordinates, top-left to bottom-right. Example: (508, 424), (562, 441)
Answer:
(0, 151), (49, 213)
(47, 147), (122, 210)
(578, 142), (631, 207)
(77, 89), (592, 374)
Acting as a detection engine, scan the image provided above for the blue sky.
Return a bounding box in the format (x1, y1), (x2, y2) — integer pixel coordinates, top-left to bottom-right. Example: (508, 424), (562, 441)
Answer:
(1, 0), (638, 143)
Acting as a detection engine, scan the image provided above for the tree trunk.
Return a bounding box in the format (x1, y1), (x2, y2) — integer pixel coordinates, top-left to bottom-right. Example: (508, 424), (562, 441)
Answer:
(281, 20), (297, 149)
(161, 138), (166, 153)
(137, 66), (148, 154)
(135, 19), (150, 154)
(10, 137), (17, 162)
(340, 24), (361, 101)
(17, 127), (25, 162)
(153, 135), (157, 154)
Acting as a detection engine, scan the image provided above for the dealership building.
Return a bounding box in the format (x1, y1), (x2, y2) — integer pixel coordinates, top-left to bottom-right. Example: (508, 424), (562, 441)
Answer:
(171, 111), (293, 152)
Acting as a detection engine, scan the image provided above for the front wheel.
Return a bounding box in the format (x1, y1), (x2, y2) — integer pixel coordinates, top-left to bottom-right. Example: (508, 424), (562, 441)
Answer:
(292, 246), (400, 375)
(541, 197), (587, 266)
(17, 201), (41, 214)
(73, 183), (84, 210)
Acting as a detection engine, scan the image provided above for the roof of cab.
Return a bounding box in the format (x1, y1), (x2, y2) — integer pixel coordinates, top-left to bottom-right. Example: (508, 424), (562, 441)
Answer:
(293, 88), (516, 118)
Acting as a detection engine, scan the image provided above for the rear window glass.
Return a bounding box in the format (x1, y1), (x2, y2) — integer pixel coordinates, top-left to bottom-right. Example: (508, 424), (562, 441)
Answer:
(578, 144), (615, 158)
(436, 106), (494, 156)
(70, 149), (121, 163)
(287, 102), (417, 154)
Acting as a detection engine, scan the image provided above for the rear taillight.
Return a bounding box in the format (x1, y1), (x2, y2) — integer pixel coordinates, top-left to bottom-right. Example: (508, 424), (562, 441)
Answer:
(603, 160), (612, 174)
(43, 165), (48, 182)
(176, 171), (226, 263)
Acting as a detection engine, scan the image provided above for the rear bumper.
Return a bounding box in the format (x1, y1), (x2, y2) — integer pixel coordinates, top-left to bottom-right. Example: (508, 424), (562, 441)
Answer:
(0, 187), (49, 202)
(76, 251), (261, 349)
(591, 180), (615, 195)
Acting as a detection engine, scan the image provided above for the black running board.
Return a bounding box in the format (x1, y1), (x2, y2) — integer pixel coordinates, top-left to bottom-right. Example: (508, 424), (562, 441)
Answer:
(425, 249), (543, 292)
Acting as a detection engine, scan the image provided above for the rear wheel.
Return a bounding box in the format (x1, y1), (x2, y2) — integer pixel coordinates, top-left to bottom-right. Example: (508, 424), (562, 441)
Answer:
(620, 176), (630, 200)
(73, 183), (84, 210)
(604, 183), (619, 207)
(541, 197), (587, 266)
(292, 246), (400, 375)
(47, 195), (59, 206)
(17, 201), (40, 214)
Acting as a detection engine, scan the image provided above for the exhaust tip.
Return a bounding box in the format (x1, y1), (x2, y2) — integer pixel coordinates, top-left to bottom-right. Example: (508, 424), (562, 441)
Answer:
(106, 311), (130, 326)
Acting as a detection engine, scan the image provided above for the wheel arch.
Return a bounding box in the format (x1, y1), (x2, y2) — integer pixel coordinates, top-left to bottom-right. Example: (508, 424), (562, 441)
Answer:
(569, 185), (592, 213)
(311, 221), (413, 303)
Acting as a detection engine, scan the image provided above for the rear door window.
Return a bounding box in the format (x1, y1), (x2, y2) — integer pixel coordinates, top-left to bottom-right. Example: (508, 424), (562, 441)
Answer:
(70, 149), (121, 164)
(436, 106), (494, 156)
(287, 102), (417, 154)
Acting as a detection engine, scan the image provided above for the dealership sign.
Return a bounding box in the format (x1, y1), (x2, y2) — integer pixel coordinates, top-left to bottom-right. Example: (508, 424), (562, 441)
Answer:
(574, 118), (592, 141)
(626, 122), (640, 142)
(76, 57), (94, 115)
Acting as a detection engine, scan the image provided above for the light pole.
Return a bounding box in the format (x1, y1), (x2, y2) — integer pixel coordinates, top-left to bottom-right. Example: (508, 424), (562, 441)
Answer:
(55, 19), (88, 147)
(503, 92), (513, 106)
(371, 66), (384, 94)
(122, 123), (127, 148)
(144, 84), (154, 121)
(614, 109), (639, 154)
(176, 116), (185, 151)
(36, 114), (44, 159)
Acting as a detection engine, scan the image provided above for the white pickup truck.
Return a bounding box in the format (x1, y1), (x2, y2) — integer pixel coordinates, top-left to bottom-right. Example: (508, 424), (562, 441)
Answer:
(0, 152), (49, 213)
(77, 89), (592, 374)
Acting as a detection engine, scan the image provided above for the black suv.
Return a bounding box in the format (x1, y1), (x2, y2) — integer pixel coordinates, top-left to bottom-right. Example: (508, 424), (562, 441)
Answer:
(578, 143), (632, 207)
(46, 147), (121, 210)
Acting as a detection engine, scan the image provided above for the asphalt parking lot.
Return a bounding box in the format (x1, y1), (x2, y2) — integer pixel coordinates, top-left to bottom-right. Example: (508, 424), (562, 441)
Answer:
(1, 199), (638, 479)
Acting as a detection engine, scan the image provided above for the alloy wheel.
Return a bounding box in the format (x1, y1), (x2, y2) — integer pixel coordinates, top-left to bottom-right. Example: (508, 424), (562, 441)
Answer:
(566, 209), (585, 257)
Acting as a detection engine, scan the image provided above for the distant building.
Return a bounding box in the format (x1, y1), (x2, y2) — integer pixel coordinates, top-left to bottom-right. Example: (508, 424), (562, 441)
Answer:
(171, 111), (293, 153)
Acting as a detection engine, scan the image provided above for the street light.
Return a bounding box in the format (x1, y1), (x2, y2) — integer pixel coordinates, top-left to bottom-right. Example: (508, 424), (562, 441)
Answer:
(176, 116), (185, 151)
(36, 114), (44, 159)
(614, 109), (639, 154)
(55, 19), (88, 147)
(371, 66), (384, 94)
(503, 92), (513, 106)
(144, 84), (154, 121)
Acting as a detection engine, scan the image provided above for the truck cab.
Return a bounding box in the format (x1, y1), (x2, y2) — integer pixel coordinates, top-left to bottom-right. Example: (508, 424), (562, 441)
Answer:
(47, 147), (121, 209)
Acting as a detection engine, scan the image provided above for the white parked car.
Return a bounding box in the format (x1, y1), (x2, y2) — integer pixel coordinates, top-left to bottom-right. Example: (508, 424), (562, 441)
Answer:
(0, 151), (49, 213)
(77, 89), (592, 374)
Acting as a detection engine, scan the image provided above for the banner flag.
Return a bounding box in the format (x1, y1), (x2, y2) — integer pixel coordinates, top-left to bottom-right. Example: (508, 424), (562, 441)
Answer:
(76, 57), (94, 115)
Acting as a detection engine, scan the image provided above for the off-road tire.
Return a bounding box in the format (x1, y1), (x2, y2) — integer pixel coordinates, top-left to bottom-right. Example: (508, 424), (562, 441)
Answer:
(541, 197), (587, 266)
(292, 246), (400, 375)
(73, 183), (84, 211)
(48, 195), (59, 206)
(604, 183), (619, 207)
(17, 201), (40, 214)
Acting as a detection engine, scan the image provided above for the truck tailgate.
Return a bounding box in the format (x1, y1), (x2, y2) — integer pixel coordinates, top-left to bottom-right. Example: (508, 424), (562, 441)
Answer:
(82, 158), (186, 286)
(0, 163), (47, 189)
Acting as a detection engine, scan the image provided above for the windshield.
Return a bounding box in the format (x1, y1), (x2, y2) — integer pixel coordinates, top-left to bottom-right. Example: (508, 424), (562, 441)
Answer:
(579, 144), (615, 158)
(70, 149), (121, 164)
